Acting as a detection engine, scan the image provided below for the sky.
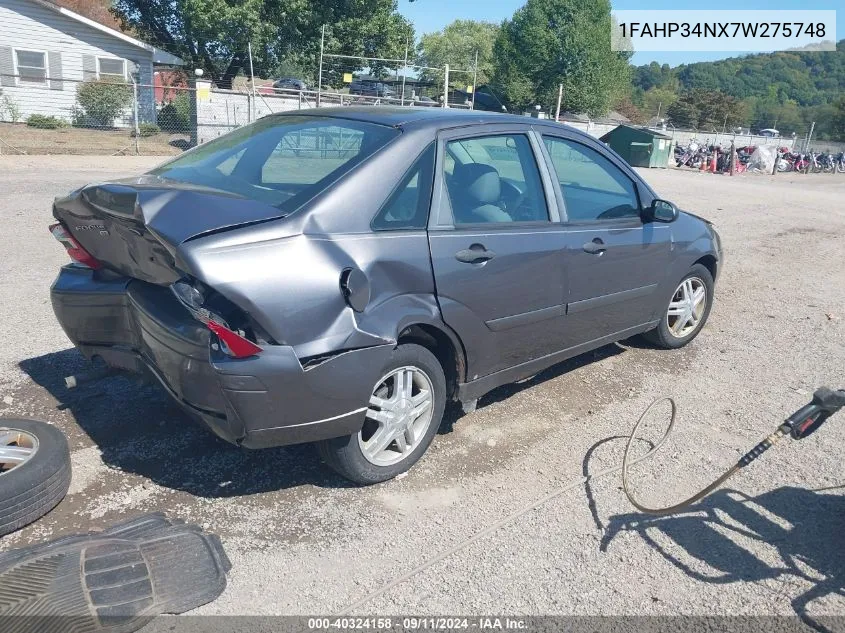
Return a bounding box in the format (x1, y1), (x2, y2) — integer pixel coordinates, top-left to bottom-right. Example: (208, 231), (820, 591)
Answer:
(398, 0), (843, 67)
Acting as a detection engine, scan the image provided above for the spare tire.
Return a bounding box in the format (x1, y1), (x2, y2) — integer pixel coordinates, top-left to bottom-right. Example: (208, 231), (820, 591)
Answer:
(0, 418), (71, 537)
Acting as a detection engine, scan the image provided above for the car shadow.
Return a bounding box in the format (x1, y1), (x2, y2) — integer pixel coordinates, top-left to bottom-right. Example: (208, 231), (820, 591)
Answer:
(600, 486), (845, 632)
(476, 344), (627, 408)
(19, 349), (357, 496)
(20, 342), (629, 496)
(436, 343), (627, 434)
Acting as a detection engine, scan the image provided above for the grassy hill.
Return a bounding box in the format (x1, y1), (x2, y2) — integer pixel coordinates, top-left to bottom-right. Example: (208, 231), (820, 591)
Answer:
(631, 41), (844, 138)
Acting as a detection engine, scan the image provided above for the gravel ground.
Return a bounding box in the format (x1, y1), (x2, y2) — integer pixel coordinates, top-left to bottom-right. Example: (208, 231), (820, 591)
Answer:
(1, 155), (844, 621)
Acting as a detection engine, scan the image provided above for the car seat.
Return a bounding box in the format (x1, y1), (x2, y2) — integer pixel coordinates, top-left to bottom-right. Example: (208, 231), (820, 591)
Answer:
(449, 163), (512, 224)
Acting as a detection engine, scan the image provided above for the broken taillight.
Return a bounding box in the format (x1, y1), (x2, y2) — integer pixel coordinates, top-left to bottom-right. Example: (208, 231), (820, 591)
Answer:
(207, 320), (263, 359)
(49, 223), (102, 269)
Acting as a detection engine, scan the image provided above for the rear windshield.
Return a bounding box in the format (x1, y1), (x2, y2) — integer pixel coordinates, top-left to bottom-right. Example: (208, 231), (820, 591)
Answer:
(150, 115), (399, 211)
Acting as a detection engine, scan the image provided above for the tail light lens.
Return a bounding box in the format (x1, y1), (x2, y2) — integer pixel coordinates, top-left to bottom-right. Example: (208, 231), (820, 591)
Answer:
(207, 320), (263, 359)
(49, 223), (102, 269)
(171, 277), (266, 358)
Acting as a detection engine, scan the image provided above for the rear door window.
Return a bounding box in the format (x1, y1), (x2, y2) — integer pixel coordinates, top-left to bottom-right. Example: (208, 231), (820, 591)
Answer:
(444, 134), (549, 225)
(150, 116), (398, 212)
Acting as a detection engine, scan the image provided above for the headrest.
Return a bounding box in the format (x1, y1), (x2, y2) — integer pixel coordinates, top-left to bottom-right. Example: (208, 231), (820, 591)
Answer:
(453, 163), (501, 205)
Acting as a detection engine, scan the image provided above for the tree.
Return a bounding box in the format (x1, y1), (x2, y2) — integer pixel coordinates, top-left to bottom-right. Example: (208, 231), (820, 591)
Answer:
(491, 0), (630, 116)
(56, 0), (123, 30)
(633, 61), (675, 92)
(110, 0), (413, 88)
(638, 86), (679, 121)
(612, 96), (644, 124)
(416, 20), (500, 86)
(831, 97), (845, 140)
(666, 89), (746, 131)
(666, 99), (698, 129)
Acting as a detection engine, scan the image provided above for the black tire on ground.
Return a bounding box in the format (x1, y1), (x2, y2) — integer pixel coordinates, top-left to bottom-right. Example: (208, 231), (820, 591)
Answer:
(317, 343), (447, 485)
(0, 418), (71, 537)
(643, 263), (715, 349)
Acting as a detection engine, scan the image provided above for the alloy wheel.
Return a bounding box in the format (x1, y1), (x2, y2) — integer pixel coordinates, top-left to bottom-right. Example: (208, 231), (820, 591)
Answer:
(0, 429), (39, 476)
(358, 366), (435, 467)
(666, 277), (707, 339)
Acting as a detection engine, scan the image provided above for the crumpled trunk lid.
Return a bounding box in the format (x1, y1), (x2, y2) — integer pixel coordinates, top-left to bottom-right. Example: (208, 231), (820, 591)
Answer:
(53, 176), (285, 285)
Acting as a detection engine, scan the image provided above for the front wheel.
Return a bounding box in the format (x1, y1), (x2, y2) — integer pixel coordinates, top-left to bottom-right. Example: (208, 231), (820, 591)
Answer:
(644, 264), (714, 349)
(317, 343), (446, 485)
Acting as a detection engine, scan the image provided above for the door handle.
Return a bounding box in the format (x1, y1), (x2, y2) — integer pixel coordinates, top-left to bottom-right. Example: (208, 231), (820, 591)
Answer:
(455, 244), (496, 264)
(582, 238), (607, 255)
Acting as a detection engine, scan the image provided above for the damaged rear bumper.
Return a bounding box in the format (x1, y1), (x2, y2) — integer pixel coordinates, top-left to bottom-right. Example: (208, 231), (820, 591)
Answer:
(50, 265), (391, 448)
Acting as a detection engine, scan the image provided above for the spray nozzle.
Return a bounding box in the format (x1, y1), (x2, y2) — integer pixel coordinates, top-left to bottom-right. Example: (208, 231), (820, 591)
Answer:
(781, 387), (845, 440)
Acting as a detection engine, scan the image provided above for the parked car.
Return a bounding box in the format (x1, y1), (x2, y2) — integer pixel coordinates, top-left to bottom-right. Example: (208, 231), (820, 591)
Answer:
(49, 108), (722, 484)
(349, 79), (395, 98)
(272, 78), (307, 92)
(414, 96), (438, 107)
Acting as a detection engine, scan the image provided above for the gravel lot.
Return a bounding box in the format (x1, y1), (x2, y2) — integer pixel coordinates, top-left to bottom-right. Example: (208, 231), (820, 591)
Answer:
(1, 155), (844, 621)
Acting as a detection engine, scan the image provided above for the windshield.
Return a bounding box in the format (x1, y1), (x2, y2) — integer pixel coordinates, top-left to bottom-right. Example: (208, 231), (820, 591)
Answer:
(150, 115), (399, 211)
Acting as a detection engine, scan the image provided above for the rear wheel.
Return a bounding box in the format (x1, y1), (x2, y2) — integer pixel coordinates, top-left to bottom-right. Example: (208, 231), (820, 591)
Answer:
(644, 264), (714, 349)
(317, 344), (446, 485)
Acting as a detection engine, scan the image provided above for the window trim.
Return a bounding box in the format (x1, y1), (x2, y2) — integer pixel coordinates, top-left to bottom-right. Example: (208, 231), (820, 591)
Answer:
(430, 127), (561, 230)
(540, 133), (644, 225)
(13, 48), (48, 87)
(97, 56), (127, 82)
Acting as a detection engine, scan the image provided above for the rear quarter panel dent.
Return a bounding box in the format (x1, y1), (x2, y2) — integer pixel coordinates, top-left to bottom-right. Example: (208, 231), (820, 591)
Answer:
(183, 229), (440, 360)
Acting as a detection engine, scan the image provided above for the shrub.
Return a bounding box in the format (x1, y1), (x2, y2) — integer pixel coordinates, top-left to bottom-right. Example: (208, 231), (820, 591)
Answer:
(131, 122), (161, 137)
(75, 79), (132, 127)
(157, 92), (191, 132)
(1, 95), (21, 123)
(26, 114), (67, 129)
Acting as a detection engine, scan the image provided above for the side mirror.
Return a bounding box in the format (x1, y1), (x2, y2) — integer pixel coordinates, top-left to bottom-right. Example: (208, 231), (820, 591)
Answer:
(644, 199), (679, 223)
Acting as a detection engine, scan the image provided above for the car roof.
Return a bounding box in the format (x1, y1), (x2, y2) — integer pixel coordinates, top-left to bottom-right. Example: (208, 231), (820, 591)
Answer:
(268, 106), (591, 138)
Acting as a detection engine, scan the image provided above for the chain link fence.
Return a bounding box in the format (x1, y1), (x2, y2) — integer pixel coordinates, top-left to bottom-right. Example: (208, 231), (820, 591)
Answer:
(0, 71), (195, 155)
(316, 52), (476, 109)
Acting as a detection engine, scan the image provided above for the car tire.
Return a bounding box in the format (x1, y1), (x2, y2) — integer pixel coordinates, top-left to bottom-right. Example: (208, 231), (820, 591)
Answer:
(644, 264), (714, 349)
(0, 418), (71, 537)
(317, 344), (446, 485)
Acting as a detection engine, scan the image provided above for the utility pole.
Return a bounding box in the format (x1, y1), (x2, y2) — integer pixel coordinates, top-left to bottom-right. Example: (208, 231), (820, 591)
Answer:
(805, 121), (815, 152)
(442, 64), (449, 108)
(400, 33), (409, 106)
(555, 84), (563, 122)
(131, 76), (139, 155)
(247, 42), (257, 122)
(470, 50), (478, 111)
(317, 25), (325, 107)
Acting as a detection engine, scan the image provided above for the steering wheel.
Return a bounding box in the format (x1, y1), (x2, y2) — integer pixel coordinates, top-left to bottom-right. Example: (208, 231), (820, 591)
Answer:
(499, 180), (526, 219)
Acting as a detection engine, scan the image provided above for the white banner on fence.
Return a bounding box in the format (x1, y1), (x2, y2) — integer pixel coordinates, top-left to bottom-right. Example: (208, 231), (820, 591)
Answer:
(611, 10), (836, 52)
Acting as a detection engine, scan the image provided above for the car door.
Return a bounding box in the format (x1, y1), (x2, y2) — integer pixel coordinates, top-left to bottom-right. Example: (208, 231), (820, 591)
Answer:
(540, 133), (672, 343)
(428, 126), (568, 380)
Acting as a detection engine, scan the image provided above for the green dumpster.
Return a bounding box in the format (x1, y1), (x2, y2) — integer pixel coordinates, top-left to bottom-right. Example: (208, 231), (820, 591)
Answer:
(599, 124), (672, 168)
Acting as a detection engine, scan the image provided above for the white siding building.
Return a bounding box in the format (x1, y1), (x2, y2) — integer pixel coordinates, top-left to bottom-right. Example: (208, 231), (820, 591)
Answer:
(0, 0), (182, 125)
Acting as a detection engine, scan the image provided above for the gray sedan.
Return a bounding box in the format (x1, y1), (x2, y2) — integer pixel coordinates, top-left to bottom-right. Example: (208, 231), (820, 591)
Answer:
(49, 108), (721, 484)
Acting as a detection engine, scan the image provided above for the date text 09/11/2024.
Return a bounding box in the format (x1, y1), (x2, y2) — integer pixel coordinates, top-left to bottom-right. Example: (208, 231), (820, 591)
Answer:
(307, 617), (529, 630)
